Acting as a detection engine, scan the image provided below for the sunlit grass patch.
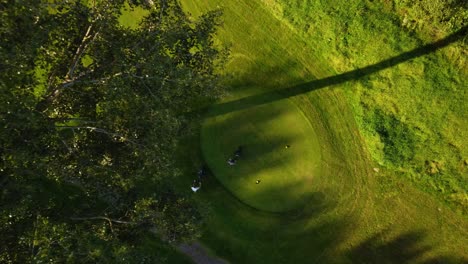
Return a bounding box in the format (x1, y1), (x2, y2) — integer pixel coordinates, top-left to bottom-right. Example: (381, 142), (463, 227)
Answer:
(119, 2), (149, 29)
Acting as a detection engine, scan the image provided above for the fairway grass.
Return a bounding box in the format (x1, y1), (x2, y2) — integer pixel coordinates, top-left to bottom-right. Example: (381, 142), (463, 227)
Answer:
(179, 0), (468, 263)
(202, 98), (321, 212)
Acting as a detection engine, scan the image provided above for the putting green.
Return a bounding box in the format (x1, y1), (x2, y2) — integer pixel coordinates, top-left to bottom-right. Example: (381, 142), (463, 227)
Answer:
(201, 98), (322, 212)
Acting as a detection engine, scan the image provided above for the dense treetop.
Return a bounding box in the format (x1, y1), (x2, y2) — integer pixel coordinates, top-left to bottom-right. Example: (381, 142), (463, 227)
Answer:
(0, 0), (224, 262)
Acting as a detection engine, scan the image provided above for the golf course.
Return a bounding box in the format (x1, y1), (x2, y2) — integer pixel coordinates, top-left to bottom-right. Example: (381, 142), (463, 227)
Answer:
(179, 0), (467, 263)
(1, 0), (466, 263)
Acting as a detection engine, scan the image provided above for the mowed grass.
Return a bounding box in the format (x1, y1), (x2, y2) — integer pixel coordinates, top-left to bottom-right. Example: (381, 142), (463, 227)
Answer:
(178, 0), (468, 263)
(201, 98), (321, 212)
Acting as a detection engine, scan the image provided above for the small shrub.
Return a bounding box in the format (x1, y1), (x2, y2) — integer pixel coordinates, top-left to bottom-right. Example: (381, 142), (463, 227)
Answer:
(364, 109), (416, 166)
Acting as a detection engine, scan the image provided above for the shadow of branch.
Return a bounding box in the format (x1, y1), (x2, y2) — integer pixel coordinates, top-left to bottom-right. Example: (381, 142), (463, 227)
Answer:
(344, 230), (468, 264)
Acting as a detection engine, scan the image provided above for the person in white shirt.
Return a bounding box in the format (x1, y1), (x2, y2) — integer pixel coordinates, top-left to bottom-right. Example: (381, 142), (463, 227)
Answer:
(191, 179), (201, 192)
(227, 158), (237, 166)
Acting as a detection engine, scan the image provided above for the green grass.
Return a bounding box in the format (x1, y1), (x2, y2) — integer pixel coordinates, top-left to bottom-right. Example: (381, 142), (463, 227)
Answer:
(202, 98), (321, 212)
(118, 2), (149, 29)
(177, 0), (468, 263)
(270, 0), (468, 213)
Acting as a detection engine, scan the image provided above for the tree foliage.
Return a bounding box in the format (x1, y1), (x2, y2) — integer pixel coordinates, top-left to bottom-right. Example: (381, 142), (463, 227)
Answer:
(0, 0), (224, 262)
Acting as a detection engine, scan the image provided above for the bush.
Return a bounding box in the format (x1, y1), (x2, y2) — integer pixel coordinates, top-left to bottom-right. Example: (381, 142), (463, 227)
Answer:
(364, 109), (416, 165)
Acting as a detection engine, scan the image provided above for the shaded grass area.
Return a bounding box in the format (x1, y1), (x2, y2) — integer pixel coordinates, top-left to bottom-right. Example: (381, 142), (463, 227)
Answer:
(346, 230), (467, 264)
(178, 0), (468, 263)
(139, 235), (194, 264)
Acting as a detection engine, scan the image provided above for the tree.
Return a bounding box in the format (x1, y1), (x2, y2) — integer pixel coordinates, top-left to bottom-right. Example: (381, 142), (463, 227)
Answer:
(0, 0), (224, 262)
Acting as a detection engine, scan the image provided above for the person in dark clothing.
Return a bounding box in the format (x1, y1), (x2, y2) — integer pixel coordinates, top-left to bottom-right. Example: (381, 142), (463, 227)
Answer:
(234, 146), (243, 158)
(227, 146), (243, 166)
(197, 166), (207, 179)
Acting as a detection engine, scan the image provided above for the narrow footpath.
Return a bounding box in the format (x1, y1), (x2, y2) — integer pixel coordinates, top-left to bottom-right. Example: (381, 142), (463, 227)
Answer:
(178, 242), (229, 264)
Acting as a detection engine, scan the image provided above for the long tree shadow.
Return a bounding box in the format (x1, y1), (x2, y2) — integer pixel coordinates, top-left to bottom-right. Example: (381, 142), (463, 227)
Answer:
(197, 164), (346, 263)
(201, 25), (467, 117)
(345, 230), (468, 264)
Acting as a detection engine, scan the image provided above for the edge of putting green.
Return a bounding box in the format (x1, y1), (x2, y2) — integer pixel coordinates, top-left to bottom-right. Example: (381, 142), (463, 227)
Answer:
(201, 97), (322, 213)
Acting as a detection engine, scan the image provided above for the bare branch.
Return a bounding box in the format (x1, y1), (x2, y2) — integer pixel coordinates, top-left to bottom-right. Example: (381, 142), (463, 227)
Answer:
(42, 22), (99, 104)
(60, 138), (73, 153)
(70, 216), (134, 225)
(66, 24), (97, 80)
(30, 216), (39, 258)
(51, 117), (98, 123)
(55, 125), (144, 146)
(42, 67), (96, 108)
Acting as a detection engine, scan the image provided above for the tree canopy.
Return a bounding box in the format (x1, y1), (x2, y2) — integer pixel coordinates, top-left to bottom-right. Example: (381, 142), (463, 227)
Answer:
(0, 0), (224, 262)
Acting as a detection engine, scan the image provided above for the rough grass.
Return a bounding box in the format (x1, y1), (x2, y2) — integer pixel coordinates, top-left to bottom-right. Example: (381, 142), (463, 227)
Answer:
(177, 0), (468, 263)
(269, 0), (468, 214)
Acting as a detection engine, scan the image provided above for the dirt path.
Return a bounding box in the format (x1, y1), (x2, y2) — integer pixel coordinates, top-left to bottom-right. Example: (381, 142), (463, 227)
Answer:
(178, 242), (229, 264)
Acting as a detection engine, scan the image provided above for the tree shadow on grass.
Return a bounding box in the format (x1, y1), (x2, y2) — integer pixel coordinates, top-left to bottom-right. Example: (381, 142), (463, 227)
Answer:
(198, 168), (345, 263)
(198, 175), (468, 264)
(226, 58), (309, 93)
(344, 230), (468, 264)
(200, 25), (467, 117)
(201, 102), (299, 167)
